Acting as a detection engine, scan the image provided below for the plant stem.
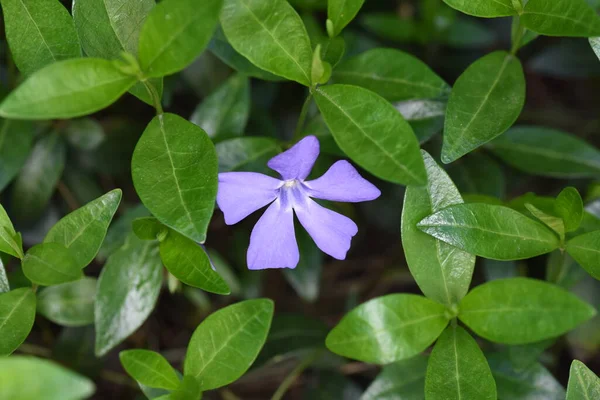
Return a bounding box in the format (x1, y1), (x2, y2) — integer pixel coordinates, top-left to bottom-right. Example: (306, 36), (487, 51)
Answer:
(17, 342), (52, 357)
(142, 80), (164, 115)
(270, 349), (322, 400)
(293, 94), (313, 141)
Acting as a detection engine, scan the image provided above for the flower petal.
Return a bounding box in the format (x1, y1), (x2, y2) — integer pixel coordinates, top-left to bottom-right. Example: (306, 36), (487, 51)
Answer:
(267, 135), (320, 180)
(247, 199), (299, 270)
(217, 172), (281, 225)
(295, 198), (358, 260)
(304, 160), (381, 202)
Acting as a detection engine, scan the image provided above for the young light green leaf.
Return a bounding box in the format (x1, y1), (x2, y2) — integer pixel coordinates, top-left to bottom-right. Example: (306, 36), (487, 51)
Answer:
(361, 355), (427, 400)
(95, 235), (163, 356)
(401, 151), (475, 307)
(566, 231), (600, 281)
(567, 360), (600, 400)
(0, 356), (95, 400)
(22, 243), (82, 286)
(425, 325), (496, 400)
(328, 0), (365, 36)
(190, 73), (250, 140)
(314, 84), (426, 185)
(0, 119), (35, 191)
(185, 298), (274, 390)
(133, 217), (166, 241)
(525, 203), (565, 242)
(522, 0), (600, 37)
(216, 137), (282, 173)
(0, 0), (81, 76)
(459, 278), (597, 344)
(0, 58), (137, 120)
(36, 277), (96, 327)
(0, 203), (23, 259)
(44, 190), (122, 269)
(333, 48), (448, 102)
(220, 0), (313, 86)
(487, 126), (600, 178)
(326, 294), (449, 364)
(0, 257), (9, 293)
(417, 203), (560, 260)
(0, 288), (36, 356)
(442, 51), (525, 163)
(139, 0), (222, 77)
(442, 0), (516, 17)
(283, 227), (323, 303)
(556, 187), (584, 232)
(132, 113), (218, 244)
(120, 349), (180, 390)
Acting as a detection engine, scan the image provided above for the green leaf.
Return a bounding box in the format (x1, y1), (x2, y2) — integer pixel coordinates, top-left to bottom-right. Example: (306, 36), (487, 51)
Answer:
(567, 360), (600, 400)
(332, 48), (449, 102)
(524, 203), (565, 242)
(64, 118), (105, 151)
(566, 231), (600, 281)
(220, 0), (313, 86)
(98, 204), (150, 260)
(442, 51), (525, 163)
(396, 99), (445, 144)
(426, 325), (496, 400)
(133, 217), (166, 241)
(185, 298), (274, 390)
(169, 376), (202, 400)
(442, 0), (516, 17)
(36, 277), (96, 327)
(487, 126), (600, 178)
(282, 228), (322, 303)
(556, 187), (584, 232)
(22, 243), (83, 286)
(0, 257), (9, 293)
(216, 137), (281, 173)
(0, 288), (36, 355)
(0, 119), (35, 191)
(0, 356), (95, 400)
(139, 0), (222, 77)
(132, 113), (218, 244)
(360, 13), (417, 42)
(459, 277), (597, 344)
(591, 38), (600, 61)
(44, 190), (122, 269)
(446, 152), (506, 199)
(522, 0), (600, 37)
(418, 203), (560, 260)
(0, 0), (81, 76)
(0, 203), (23, 259)
(10, 132), (65, 224)
(120, 349), (180, 390)
(95, 235), (163, 356)
(326, 294), (449, 364)
(314, 84), (426, 185)
(361, 355), (427, 400)
(159, 229), (230, 294)
(327, 0), (365, 36)
(190, 74), (250, 140)
(401, 151), (475, 307)
(0, 58), (137, 120)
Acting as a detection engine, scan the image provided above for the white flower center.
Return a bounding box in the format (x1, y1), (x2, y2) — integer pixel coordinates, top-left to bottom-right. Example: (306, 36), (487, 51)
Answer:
(283, 179), (298, 189)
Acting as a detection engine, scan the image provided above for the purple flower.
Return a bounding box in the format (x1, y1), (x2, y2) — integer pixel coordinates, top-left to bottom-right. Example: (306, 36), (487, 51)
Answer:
(217, 136), (381, 270)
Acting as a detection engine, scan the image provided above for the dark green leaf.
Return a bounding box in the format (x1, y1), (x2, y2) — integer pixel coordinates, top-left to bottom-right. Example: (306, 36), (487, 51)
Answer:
(184, 298), (274, 390)
(22, 243), (82, 286)
(120, 349), (180, 390)
(483, 259), (518, 281)
(567, 275), (600, 357)
(307, 370), (362, 399)
(327, 0), (365, 36)
(360, 13), (417, 42)
(98, 204), (150, 261)
(556, 187), (584, 232)
(326, 294), (449, 364)
(37, 277), (96, 327)
(442, 51), (525, 163)
(506, 339), (555, 371)
(567, 360), (600, 400)
(133, 217), (166, 241)
(216, 137), (281, 173)
(446, 152), (506, 199)
(522, 0), (600, 37)
(314, 84), (426, 185)
(442, 0), (516, 17)
(282, 228), (322, 303)
(459, 278), (596, 344)
(64, 119), (105, 151)
(395, 99), (445, 144)
(0, 288), (36, 356)
(361, 355), (427, 400)
(546, 251), (585, 289)
(567, 231), (600, 281)
(132, 113), (218, 244)
(0, 203), (23, 259)
(445, 18), (496, 48)
(0, 119), (35, 191)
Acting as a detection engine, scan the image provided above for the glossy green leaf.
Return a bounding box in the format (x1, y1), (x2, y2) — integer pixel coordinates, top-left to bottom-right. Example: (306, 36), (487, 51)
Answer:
(36, 277), (96, 327)
(442, 0), (516, 17)
(442, 51), (525, 163)
(459, 278), (597, 344)
(425, 325), (496, 400)
(446, 152), (506, 199)
(591, 38), (600, 61)
(133, 217), (166, 241)
(327, 0), (365, 36)
(332, 48), (448, 102)
(0, 257), (9, 293)
(95, 235), (163, 356)
(120, 349), (180, 390)
(0, 288), (36, 355)
(216, 137), (281, 173)
(98, 204), (150, 261)
(132, 113), (218, 244)
(44, 190), (122, 269)
(487, 126), (600, 178)
(522, 0), (600, 37)
(0, 0), (80, 76)
(401, 151), (475, 307)
(446, 18), (497, 48)
(525, 203), (565, 241)
(567, 360), (600, 400)
(220, 0), (313, 86)
(314, 84), (426, 185)
(566, 231), (600, 281)
(0, 119), (35, 191)
(0, 356), (95, 400)
(418, 203), (560, 260)
(361, 355), (427, 400)
(185, 298), (274, 390)
(556, 187), (584, 232)
(396, 99), (445, 144)
(0, 204), (23, 259)
(0, 58), (136, 120)
(190, 74), (250, 140)
(326, 294), (449, 364)
(22, 243), (82, 286)
(283, 228), (322, 303)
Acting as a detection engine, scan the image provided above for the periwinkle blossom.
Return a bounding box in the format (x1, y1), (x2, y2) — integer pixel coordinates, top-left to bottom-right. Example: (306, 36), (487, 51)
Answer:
(217, 136), (381, 270)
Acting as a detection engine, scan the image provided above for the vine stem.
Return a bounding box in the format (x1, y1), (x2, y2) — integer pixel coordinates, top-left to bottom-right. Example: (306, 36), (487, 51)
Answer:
(270, 349), (322, 400)
(293, 94), (313, 141)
